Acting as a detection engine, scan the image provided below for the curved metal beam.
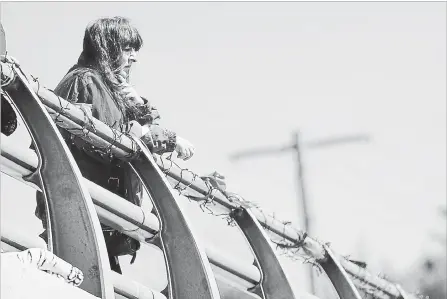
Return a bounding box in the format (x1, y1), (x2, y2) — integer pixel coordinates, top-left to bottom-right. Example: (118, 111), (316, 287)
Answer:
(231, 208), (296, 299)
(318, 244), (362, 299)
(129, 137), (221, 299)
(3, 69), (115, 299)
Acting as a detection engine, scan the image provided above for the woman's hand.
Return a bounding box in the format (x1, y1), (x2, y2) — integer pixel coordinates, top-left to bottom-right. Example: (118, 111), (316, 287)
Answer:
(175, 136), (195, 161)
(122, 85), (144, 105)
(117, 72), (144, 105)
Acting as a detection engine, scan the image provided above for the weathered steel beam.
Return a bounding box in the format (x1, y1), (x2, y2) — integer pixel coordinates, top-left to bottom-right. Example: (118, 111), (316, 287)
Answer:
(231, 208), (296, 299)
(317, 245), (363, 299)
(3, 72), (115, 299)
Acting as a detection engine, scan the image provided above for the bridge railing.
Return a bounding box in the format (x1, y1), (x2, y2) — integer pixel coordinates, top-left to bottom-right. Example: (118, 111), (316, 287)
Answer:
(1, 63), (274, 299)
(1, 60), (412, 299)
(1, 133), (262, 295)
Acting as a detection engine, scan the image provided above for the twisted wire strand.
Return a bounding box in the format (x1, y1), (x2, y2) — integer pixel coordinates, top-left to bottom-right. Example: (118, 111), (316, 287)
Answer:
(5, 59), (413, 298)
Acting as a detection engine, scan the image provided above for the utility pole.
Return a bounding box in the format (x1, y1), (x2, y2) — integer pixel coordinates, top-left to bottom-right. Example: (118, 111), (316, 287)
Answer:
(230, 130), (370, 294)
(293, 131), (316, 293)
(293, 131), (310, 252)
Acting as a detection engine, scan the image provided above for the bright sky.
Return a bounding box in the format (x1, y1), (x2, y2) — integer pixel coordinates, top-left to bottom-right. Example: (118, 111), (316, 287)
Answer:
(1, 1), (446, 296)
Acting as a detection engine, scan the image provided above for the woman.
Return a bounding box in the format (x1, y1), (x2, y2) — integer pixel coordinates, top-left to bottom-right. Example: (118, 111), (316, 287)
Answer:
(36, 16), (195, 273)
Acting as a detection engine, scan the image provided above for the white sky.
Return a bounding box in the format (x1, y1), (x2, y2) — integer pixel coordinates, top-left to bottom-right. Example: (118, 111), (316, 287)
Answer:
(1, 1), (446, 296)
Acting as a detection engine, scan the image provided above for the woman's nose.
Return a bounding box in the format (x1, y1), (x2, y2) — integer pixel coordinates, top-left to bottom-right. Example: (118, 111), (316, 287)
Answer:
(129, 49), (137, 62)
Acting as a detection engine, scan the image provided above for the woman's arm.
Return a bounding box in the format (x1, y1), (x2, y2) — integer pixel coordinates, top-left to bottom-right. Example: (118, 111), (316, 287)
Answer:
(131, 97), (195, 160)
(109, 76), (195, 160)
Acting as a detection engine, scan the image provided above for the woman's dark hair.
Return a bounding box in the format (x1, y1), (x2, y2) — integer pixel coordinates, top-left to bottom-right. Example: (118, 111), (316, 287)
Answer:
(78, 17), (143, 121)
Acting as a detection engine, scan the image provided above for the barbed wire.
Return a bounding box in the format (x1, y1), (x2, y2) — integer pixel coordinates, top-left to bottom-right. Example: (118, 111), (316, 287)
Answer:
(155, 153), (327, 271)
(358, 275), (391, 299)
(3, 58), (416, 299)
(152, 151), (431, 299)
(350, 268), (429, 299)
(151, 143), (424, 297)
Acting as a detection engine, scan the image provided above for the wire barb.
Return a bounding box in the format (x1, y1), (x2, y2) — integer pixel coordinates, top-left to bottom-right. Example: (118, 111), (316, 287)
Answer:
(6, 61), (413, 299)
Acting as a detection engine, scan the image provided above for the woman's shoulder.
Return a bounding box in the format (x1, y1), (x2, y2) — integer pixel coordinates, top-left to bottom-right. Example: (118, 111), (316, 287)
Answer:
(55, 66), (106, 96)
(62, 66), (102, 86)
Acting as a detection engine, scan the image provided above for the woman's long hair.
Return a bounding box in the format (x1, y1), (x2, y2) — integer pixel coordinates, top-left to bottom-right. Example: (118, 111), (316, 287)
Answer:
(77, 17), (143, 122)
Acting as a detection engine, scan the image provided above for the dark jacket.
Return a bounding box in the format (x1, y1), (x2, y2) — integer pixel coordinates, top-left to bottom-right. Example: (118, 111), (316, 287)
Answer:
(55, 65), (177, 202)
(36, 65), (176, 222)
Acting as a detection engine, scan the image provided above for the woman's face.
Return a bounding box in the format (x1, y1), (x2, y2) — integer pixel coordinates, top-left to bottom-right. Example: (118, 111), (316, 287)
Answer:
(117, 46), (138, 79)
